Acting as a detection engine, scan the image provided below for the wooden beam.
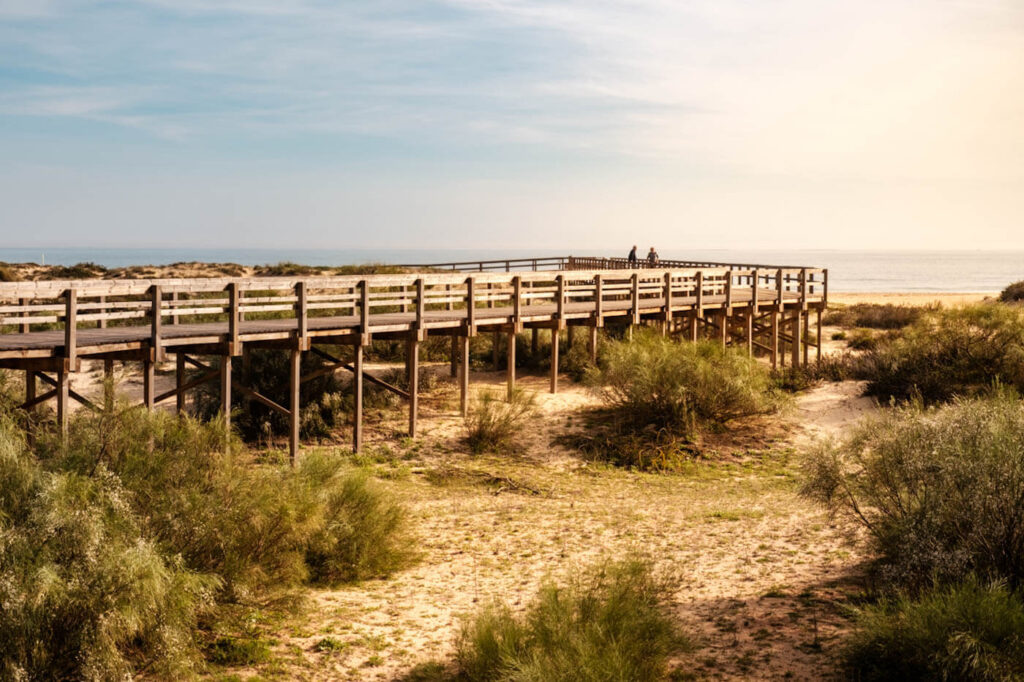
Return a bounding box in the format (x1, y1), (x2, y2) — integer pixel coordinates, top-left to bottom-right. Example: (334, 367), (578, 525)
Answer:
(35, 372), (100, 413)
(20, 387), (56, 411)
(791, 311), (802, 368)
(771, 309), (779, 369)
(154, 369), (218, 405)
(64, 288), (77, 365)
(175, 354), (185, 413)
(104, 359), (114, 412)
(150, 284), (163, 362)
(589, 325), (598, 363)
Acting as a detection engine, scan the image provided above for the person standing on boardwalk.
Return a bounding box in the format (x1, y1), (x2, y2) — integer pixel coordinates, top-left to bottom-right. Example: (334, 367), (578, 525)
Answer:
(647, 247), (659, 267)
(628, 245), (638, 267)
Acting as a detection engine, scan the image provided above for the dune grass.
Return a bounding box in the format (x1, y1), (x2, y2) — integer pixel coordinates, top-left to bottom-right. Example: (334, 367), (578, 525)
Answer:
(454, 558), (690, 681)
(465, 389), (537, 454)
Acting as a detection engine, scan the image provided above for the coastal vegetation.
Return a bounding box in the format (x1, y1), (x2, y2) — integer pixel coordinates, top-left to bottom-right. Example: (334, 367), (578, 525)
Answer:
(802, 394), (1024, 679)
(0, 405), (411, 679)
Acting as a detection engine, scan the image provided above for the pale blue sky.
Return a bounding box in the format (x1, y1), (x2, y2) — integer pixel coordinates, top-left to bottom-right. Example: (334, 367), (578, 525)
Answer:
(1, 0), (1022, 251)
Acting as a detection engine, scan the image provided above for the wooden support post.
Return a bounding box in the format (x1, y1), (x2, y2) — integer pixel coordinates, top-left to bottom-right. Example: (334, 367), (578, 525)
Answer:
(352, 343), (364, 452)
(746, 312), (754, 355)
(221, 355), (232, 436)
(175, 354), (185, 414)
(289, 348), (301, 465)
(460, 335), (470, 417)
(771, 310), (780, 369)
(589, 325), (598, 363)
(492, 330), (500, 369)
(98, 295), (106, 329)
(689, 310), (698, 342)
(816, 309), (823, 364)
(550, 327), (559, 394)
(720, 309), (728, 346)
(567, 325), (575, 348)
(408, 335), (419, 437)
(450, 335), (458, 377)
(56, 369), (69, 438)
(791, 312), (803, 368)
(24, 370), (35, 412)
(531, 328), (538, 356)
(594, 274), (604, 327)
(143, 358), (154, 411)
(506, 328), (516, 400)
(104, 359), (114, 412)
(803, 310), (810, 366)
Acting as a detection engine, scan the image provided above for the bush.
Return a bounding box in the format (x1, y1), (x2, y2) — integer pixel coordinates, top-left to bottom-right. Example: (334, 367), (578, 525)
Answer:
(455, 558), (688, 681)
(42, 261), (109, 280)
(847, 327), (878, 350)
(857, 305), (1024, 404)
(802, 394), (1024, 592)
(0, 415), (213, 680)
(465, 389), (537, 454)
(587, 330), (779, 438)
(826, 303), (930, 330)
(771, 353), (853, 392)
(1000, 280), (1024, 303)
(844, 579), (1024, 682)
(302, 463), (413, 583)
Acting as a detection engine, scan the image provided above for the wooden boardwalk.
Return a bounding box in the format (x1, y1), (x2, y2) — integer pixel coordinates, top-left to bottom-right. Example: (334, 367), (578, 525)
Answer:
(0, 259), (827, 459)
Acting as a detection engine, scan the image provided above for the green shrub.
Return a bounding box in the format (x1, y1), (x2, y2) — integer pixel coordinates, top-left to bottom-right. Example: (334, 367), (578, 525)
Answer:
(857, 305), (1024, 404)
(831, 330), (847, 341)
(465, 389), (537, 454)
(302, 462), (413, 583)
(847, 327), (878, 350)
(802, 394), (1024, 591)
(844, 579), (1024, 682)
(455, 558), (688, 681)
(0, 263), (17, 282)
(42, 261), (109, 280)
(0, 415), (213, 680)
(826, 303), (930, 330)
(587, 330), (779, 438)
(772, 353), (854, 392)
(1000, 280), (1024, 303)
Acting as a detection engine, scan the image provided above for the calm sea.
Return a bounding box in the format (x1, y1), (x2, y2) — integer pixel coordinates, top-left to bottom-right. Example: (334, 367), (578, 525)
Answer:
(1, 247), (1020, 293)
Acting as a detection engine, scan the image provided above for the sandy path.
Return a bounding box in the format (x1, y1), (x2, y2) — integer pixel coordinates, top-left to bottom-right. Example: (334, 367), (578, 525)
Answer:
(220, 372), (878, 682)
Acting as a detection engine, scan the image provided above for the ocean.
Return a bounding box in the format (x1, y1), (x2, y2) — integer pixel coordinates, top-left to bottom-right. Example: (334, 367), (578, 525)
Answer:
(1, 247), (1020, 294)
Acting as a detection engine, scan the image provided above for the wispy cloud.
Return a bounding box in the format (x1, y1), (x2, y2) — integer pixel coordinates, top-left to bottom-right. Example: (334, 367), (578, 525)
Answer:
(0, 0), (1021, 183)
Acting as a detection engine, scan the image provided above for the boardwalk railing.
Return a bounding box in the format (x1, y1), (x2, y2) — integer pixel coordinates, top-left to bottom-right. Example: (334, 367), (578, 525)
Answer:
(0, 266), (826, 351)
(1, 263), (826, 460)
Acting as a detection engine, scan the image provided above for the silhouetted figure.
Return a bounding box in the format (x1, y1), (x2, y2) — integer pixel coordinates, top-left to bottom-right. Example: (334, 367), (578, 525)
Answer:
(628, 245), (637, 267)
(647, 247), (659, 266)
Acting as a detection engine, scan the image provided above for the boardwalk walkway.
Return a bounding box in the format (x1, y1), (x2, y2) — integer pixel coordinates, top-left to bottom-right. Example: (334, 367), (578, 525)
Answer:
(0, 258), (827, 458)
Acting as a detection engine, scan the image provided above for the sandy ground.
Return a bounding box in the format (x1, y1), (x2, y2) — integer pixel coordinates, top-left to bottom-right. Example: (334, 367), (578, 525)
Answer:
(202, 368), (876, 682)
(829, 291), (996, 306)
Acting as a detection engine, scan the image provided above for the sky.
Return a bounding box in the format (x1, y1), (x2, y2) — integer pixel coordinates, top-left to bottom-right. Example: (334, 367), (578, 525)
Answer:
(1, 0), (1022, 252)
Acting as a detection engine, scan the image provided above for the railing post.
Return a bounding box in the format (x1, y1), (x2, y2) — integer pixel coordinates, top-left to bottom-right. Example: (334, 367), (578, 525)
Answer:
(466, 276), (476, 334)
(823, 268), (829, 308)
(64, 288), (77, 366)
(19, 298), (30, 334)
(359, 280), (370, 343)
(631, 273), (639, 325)
(294, 280), (308, 350)
(663, 271), (672, 331)
(751, 269), (760, 315)
(776, 268), (784, 308)
(415, 278), (425, 337)
(725, 272), (733, 308)
(512, 275), (522, 331)
(556, 274), (565, 326)
(695, 271), (704, 310)
(800, 268), (808, 310)
(97, 295), (106, 329)
(594, 274), (603, 325)
(227, 282), (240, 355)
(150, 285), (163, 361)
